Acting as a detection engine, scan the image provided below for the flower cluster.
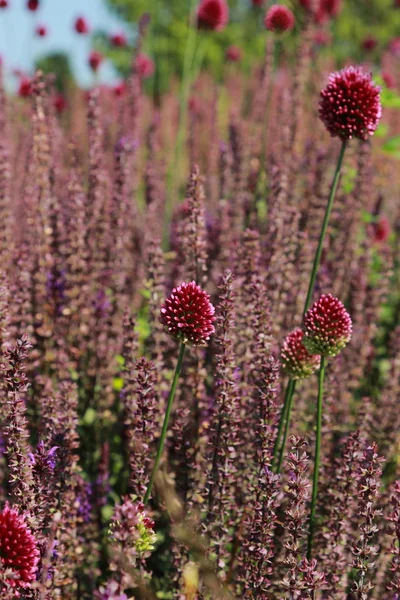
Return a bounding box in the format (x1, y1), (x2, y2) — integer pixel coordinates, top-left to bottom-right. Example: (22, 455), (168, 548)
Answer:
(264, 4), (295, 33)
(303, 294), (352, 357)
(196, 0), (229, 31)
(281, 329), (321, 379)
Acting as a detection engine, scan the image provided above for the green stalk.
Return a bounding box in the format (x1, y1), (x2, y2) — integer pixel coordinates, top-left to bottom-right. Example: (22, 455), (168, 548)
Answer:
(276, 379), (296, 473)
(307, 355), (325, 559)
(273, 141), (347, 471)
(302, 140), (347, 315)
(272, 378), (295, 472)
(144, 342), (186, 504)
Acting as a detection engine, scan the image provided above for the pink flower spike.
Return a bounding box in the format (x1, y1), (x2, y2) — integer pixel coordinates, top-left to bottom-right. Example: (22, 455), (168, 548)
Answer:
(264, 5), (295, 33)
(160, 281), (215, 346)
(303, 294), (352, 357)
(319, 66), (382, 140)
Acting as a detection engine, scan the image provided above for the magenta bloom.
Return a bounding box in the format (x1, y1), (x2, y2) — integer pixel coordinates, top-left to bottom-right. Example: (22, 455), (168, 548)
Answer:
(319, 66), (382, 140)
(135, 53), (155, 78)
(27, 0), (38, 10)
(113, 81), (126, 97)
(372, 216), (390, 243)
(303, 294), (352, 357)
(35, 24), (47, 37)
(382, 72), (395, 89)
(264, 5), (295, 33)
(18, 77), (32, 98)
(281, 329), (321, 380)
(389, 37), (400, 57)
(0, 1), (9, 8)
(0, 504), (40, 592)
(160, 281), (215, 346)
(53, 93), (66, 114)
(89, 51), (103, 73)
(252, 0), (264, 5)
(225, 45), (242, 62)
(75, 16), (90, 35)
(110, 32), (127, 48)
(362, 36), (377, 52)
(197, 0), (229, 32)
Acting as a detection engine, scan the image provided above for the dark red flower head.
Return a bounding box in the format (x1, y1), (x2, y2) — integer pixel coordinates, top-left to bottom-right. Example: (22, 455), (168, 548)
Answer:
(303, 294), (352, 357)
(53, 93), (66, 113)
(135, 53), (155, 78)
(382, 71), (395, 89)
(0, 1), (9, 8)
(110, 32), (127, 47)
(225, 45), (242, 62)
(18, 77), (32, 98)
(75, 16), (90, 35)
(0, 504), (40, 593)
(299, 0), (341, 22)
(264, 5), (295, 33)
(372, 216), (390, 243)
(35, 24), (47, 37)
(319, 66), (382, 140)
(252, 0), (264, 5)
(362, 36), (377, 52)
(89, 51), (103, 73)
(27, 0), (38, 10)
(281, 328), (321, 379)
(113, 81), (126, 97)
(394, 0), (400, 7)
(197, 0), (229, 32)
(160, 281), (215, 346)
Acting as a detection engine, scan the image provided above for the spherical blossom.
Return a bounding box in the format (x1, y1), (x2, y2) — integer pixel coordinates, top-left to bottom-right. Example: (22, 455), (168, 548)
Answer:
(110, 32), (127, 47)
(160, 281), (215, 346)
(135, 53), (155, 78)
(89, 51), (103, 73)
(382, 72), (395, 89)
(362, 36), (377, 52)
(281, 328), (321, 379)
(197, 0), (229, 32)
(75, 16), (90, 35)
(372, 216), (390, 243)
(0, 1), (9, 9)
(27, 0), (39, 10)
(53, 94), (66, 113)
(313, 29), (332, 46)
(319, 66), (382, 140)
(113, 81), (126, 97)
(0, 504), (40, 592)
(225, 45), (242, 62)
(35, 24), (47, 37)
(264, 5), (295, 33)
(303, 294), (352, 357)
(18, 77), (32, 98)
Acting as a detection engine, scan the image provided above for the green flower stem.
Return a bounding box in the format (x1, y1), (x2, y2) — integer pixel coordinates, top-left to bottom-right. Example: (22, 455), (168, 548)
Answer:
(302, 140), (347, 315)
(272, 378), (295, 472)
(276, 379), (297, 473)
(307, 355), (326, 559)
(273, 140), (347, 472)
(144, 342), (186, 505)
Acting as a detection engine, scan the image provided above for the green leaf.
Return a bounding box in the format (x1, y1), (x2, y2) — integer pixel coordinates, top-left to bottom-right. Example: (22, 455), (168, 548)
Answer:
(112, 377), (124, 392)
(82, 408), (97, 426)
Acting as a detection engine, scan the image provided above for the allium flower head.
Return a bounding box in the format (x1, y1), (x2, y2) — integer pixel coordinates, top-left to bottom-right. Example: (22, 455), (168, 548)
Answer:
(18, 77), (32, 98)
(110, 32), (127, 47)
(75, 16), (90, 34)
(225, 45), (242, 62)
(35, 24), (47, 37)
(252, 0), (264, 5)
(160, 281), (215, 346)
(135, 53), (155, 78)
(89, 51), (103, 73)
(303, 294), (352, 357)
(319, 66), (382, 140)
(27, 0), (38, 10)
(264, 5), (295, 32)
(372, 216), (390, 243)
(197, 0), (229, 32)
(281, 328), (321, 379)
(0, 504), (40, 592)
(0, 1), (9, 9)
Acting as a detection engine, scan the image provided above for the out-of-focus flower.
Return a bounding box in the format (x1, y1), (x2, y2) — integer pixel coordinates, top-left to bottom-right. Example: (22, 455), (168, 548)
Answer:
(188, 96), (202, 115)
(53, 94), (66, 113)
(18, 77), (32, 98)
(382, 71), (396, 89)
(75, 16), (90, 35)
(135, 53), (155, 78)
(362, 36), (378, 52)
(94, 581), (128, 600)
(225, 45), (242, 62)
(0, 1), (9, 9)
(27, 0), (39, 10)
(89, 51), (103, 73)
(160, 281), (215, 346)
(313, 29), (331, 46)
(0, 504), (40, 592)
(319, 66), (382, 140)
(264, 5), (295, 33)
(113, 81), (126, 97)
(372, 216), (390, 243)
(303, 294), (352, 357)
(281, 329), (321, 379)
(300, 0), (341, 22)
(110, 32), (127, 47)
(389, 37), (400, 57)
(35, 24), (47, 37)
(109, 499), (157, 564)
(197, 0), (229, 32)
(252, 0), (264, 5)
(394, 0), (400, 7)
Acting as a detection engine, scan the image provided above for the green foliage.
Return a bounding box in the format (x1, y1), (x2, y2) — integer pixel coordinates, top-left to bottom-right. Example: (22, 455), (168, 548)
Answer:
(35, 52), (75, 93)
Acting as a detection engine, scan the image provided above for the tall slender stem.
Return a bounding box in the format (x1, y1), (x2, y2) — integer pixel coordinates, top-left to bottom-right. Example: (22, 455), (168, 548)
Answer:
(303, 140), (347, 315)
(144, 343), (186, 504)
(307, 355), (326, 559)
(276, 379), (296, 473)
(272, 378), (295, 471)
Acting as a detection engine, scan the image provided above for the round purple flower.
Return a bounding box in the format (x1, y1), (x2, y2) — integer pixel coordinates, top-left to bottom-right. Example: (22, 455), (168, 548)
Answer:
(319, 66), (382, 140)
(264, 4), (295, 33)
(281, 328), (321, 379)
(302, 294), (352, 357)
(160, 281), (215, 347)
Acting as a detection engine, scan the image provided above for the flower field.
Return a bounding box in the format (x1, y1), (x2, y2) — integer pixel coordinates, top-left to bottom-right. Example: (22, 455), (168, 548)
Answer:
(0, 0), (399, 598)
